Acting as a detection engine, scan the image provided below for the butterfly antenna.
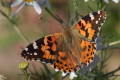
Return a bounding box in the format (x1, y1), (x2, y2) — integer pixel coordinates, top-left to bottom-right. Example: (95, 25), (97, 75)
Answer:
(75, 11), (79, 21)
(105, 11), (110, 24)
(45, 8), (67, 28)
(77, 12), (84, 17)
(87, 5), (94, 12)
(101, 5), (106, 11)
(71, 11), (80, 26)
(97, 0), (100, 10)
(70, 11), (77, 27)
(97, 0), (104, 10)
(56, 15), (67, 27)
(97, 0), (106, 11)
(67, 9), (71, 27)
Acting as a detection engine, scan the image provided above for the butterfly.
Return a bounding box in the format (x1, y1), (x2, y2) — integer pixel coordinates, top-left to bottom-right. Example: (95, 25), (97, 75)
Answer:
(21, 10), (106, 79)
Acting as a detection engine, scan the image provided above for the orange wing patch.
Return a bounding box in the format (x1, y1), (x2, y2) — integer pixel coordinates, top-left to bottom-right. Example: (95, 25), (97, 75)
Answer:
(21, 33), (62, 64)
(52, 51), (80, 73)
(80, 39), (96, 65)
(75, 11), (106, 42)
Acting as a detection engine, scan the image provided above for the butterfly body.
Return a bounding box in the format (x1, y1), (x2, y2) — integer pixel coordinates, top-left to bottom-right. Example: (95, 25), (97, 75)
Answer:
(55, 28), (83, 71)
(21, 10), (106, 75)
(58, 27), (82, 57)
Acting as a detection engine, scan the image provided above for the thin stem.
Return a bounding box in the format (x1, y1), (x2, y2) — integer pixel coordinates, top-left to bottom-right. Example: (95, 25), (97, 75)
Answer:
(45, 7), (66, 27)
(108, 40), (120, 47)
(13, 25), (28, 44)
(100, 40), (120, 50)
(73, 0), (77, 11)
(0, 10), (28, 44)
(23, 69), (30, 80)
(101, 66), (120, 77)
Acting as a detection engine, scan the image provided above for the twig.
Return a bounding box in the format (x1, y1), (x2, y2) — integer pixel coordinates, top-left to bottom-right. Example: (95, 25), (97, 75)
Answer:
(45, 7), (66, 27)
(107, 40), (120, 47)
(21, 69), (30, 80)
(13, 25), (28, 44)
(0, 10), (28, 44)
(101, 66), (120, 77)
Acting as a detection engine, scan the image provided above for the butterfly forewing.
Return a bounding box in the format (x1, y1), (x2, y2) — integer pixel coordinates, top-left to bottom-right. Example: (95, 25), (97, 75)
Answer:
(73, 11), (106, 42)
(21, 33), (62, 63)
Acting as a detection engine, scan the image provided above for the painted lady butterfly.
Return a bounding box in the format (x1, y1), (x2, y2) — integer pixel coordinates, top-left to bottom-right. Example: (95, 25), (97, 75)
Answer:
(21, 10), (106, 79)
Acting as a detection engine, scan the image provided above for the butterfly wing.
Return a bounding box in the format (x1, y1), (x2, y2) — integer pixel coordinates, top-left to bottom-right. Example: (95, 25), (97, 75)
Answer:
(21, 33), (62, 64)
(80, 54), (100, 74)
(69, 11), (106, 71)
(21, 32), (80, 73)
(51, 51), (80, 73)
(72, 10), (106, 42)
(70, 10), (106, 67)
(80, 39), (96, 66)
(51, 39), (97, 77)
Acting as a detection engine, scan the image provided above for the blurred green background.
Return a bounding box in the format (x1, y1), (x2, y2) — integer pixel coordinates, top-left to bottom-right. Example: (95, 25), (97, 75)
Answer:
(0, 0), (120, 80)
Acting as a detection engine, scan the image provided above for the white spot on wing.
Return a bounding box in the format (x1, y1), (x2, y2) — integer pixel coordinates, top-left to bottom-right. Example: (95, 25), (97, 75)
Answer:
(96, 21), (98, 24)
(90, 68), (92, 71)
(105, 16), (106, 19)
(97, 33), (99, 36)
(27, 59), (30, 61)
(27, 52), (29, 54)
(55, 69), (59, 72)
(34, 52), (37, 55)
(101, 23), (104, 26)
(36, 60), (40, 61)
(90, 60), (93, 63)
(98, 27), (101, 31)
(70, 72), (77, 79)
(31, 60), (35, 61)
(62, 72), (67, 76)
(98, 11), (100, 14)
(30, 53), (32, 55)
(25, 48), (28, 51)
(42, 61), (45, 63)
(95, 38), (97, 42)
(33, 42), (38, 49)
(89, 13), (94, 20)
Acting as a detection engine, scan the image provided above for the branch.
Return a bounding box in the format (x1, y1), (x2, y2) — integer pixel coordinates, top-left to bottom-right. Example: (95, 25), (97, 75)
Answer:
(101, 66), (120, 77)
(107, 40), (120, 47)
(0, 10), (28, 44)
(45, 8), (66, 27)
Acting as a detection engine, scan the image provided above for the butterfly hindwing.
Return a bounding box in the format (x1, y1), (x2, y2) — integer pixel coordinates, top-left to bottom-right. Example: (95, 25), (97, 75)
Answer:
(80, 39), (96, 66)
(73, 11), (106, 42)
(21, 33), (62, 64)
(51, 51), (80, 73)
